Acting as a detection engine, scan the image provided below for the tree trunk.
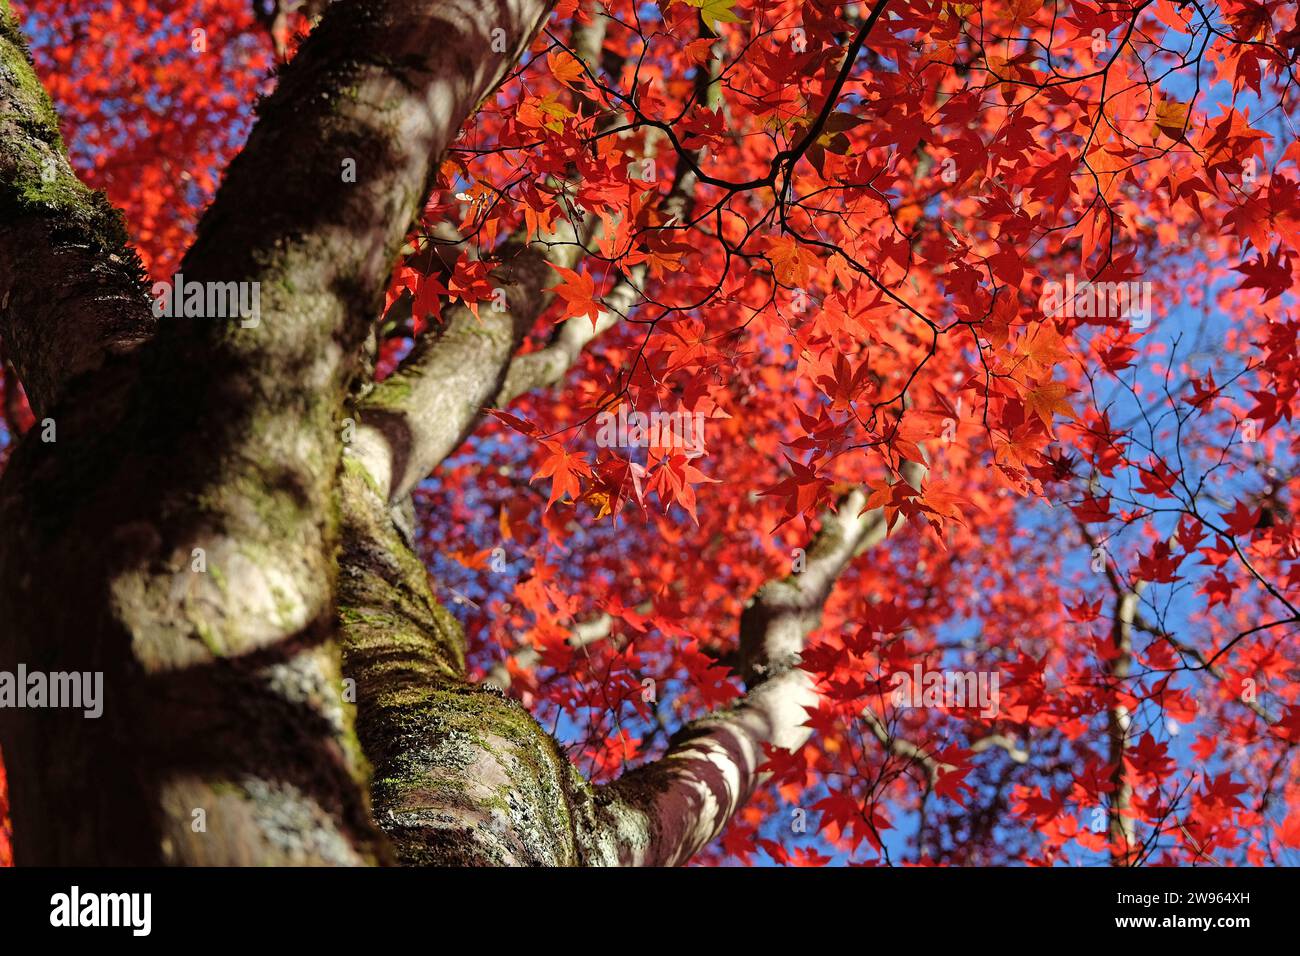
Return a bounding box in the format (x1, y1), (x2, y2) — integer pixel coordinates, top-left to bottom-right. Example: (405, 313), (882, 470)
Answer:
(0, 0), (554, 866)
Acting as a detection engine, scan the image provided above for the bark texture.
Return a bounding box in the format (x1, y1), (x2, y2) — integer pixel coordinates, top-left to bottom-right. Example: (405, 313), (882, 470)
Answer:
(0, 0), (553, 865)
(0, 3), (153, 417)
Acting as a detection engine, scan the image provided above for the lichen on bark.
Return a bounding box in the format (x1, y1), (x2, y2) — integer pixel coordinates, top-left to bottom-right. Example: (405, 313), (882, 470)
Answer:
(338, 456), (608, 865)
(0, 0), (150, 416)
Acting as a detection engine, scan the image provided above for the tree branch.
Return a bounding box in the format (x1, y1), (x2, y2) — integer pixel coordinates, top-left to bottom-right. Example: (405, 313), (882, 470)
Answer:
(0, 1), (153, 418)
(1132, 613), (1279, 725)
(1107, 584), (1140, 865)
(587, 465), (924, 866)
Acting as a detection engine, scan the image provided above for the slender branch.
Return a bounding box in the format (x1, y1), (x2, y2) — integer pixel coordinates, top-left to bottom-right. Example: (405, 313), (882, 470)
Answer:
(1133, 614), (1279, 725)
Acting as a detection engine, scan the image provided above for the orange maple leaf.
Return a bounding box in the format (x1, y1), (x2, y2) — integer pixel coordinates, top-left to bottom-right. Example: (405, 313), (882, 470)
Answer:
(1024, 381), (1075, 431)
(547, 264), (602, 327)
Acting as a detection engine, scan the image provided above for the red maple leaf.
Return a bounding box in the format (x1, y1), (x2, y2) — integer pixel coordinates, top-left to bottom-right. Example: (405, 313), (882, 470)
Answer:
(547, 264), (602, 326)
(531, 440), (591, 508)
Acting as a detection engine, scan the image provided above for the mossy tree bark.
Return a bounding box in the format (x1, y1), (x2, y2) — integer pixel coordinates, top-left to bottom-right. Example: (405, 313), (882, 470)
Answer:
(0, 0), (553, 865)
